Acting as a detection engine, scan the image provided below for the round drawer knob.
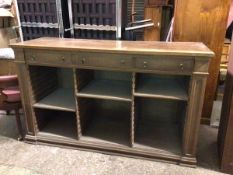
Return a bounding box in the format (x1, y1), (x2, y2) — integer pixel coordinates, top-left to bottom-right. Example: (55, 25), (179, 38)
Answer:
(81, 58), (86, 64)
(61, 57), (65, 62)
(143, 61), (148, 68)
(31, 56), (36, 61)
(120, 59), (125, 64)
(180, 63), (184, 70)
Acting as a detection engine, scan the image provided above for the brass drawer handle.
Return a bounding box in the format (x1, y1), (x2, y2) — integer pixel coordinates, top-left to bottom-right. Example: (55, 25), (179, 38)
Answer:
(143, 61), (148, 68)
(61, 56), (65, 62)
(120, 59), (125, 64)
(180, 63), (184, 70)
(31, 55), (36, 61)
(81, 58), (86, 64)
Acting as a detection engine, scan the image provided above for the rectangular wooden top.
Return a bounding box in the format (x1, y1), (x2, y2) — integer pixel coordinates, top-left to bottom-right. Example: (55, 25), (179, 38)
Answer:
(10, 37), (214, 57)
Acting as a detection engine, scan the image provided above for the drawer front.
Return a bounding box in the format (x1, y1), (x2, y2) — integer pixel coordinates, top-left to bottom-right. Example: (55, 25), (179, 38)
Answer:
(135, 56), (194, 73)
(25, 50), (72, 66)
(73, 53), (133, 69)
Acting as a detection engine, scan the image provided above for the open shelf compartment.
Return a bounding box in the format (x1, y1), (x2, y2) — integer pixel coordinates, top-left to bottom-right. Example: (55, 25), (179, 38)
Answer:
(134, 97), (187, 155)
(35, 108), (78, 140)
(76, 69), (132, 102)
(78, 98), (131, 146)
(134, 73), (190, 101)
(29, 66), (76, 111)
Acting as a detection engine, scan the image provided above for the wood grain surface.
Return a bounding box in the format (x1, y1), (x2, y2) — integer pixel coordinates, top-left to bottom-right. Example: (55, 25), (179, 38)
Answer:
(144, 7), (162, 41)
(218, 35), (233, 174)
(10, 37), (214, 57)
(173, 0), (231, 124)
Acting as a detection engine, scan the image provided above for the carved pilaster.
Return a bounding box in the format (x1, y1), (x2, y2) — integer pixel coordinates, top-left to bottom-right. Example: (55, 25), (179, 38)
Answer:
(182, 73), (208, 157)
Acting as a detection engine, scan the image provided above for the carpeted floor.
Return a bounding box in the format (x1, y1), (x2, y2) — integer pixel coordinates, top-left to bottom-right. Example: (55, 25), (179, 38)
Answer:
(0, 110), (227, 175)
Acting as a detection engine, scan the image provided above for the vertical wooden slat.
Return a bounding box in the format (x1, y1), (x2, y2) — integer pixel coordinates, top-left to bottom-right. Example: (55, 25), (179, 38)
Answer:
(47, 0), (52, 23)
(16, 60), (37, 135)
(181, 73), (208, 165)
(17, 0), (59, 40)
(73, 69), (81, 139)
(144, 7), (162, 41)
(75, 69), (94, 135)
(131, 72), (136, 147)
(218, 35), (233, 174)
(71, 0), (126, 39)
(24, 1), (30, 22)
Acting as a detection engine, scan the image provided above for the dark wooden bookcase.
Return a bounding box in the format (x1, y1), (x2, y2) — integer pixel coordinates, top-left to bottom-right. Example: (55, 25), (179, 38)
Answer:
(11, 37), (214, 167)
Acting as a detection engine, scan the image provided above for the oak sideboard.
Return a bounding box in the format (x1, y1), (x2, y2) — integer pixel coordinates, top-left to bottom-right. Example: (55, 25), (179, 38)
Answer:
(11, 37), (214, 167)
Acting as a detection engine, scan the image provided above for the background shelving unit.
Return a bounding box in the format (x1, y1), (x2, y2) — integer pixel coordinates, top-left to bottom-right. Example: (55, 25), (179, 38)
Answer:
(68, 0), (127, 39)
(17, 0), (70, 40)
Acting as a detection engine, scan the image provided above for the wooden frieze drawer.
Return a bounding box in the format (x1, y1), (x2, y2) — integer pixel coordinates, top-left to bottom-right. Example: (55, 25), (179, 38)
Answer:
(72, 52), (133, 70)
(25, 50), (72, 66)
(135, 56), (194, 74)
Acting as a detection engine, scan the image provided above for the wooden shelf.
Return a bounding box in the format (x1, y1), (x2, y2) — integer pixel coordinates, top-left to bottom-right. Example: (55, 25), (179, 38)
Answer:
(77, 79), (132, 102)
(38, 112), (77, 140)
(80, 110), (130, 147)
(134, 76), (188, 101)
(33, 88), (76, 112)
(134, 121), (181, 155)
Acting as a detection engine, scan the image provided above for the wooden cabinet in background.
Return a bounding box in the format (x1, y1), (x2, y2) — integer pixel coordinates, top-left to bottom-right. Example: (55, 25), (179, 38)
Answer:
(11, 37), (214, 167)
(173, 0), (231, 124)
(144, 7), (162, 41)
(218, 37), (233, 174)
(145, 0), (168, 7)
